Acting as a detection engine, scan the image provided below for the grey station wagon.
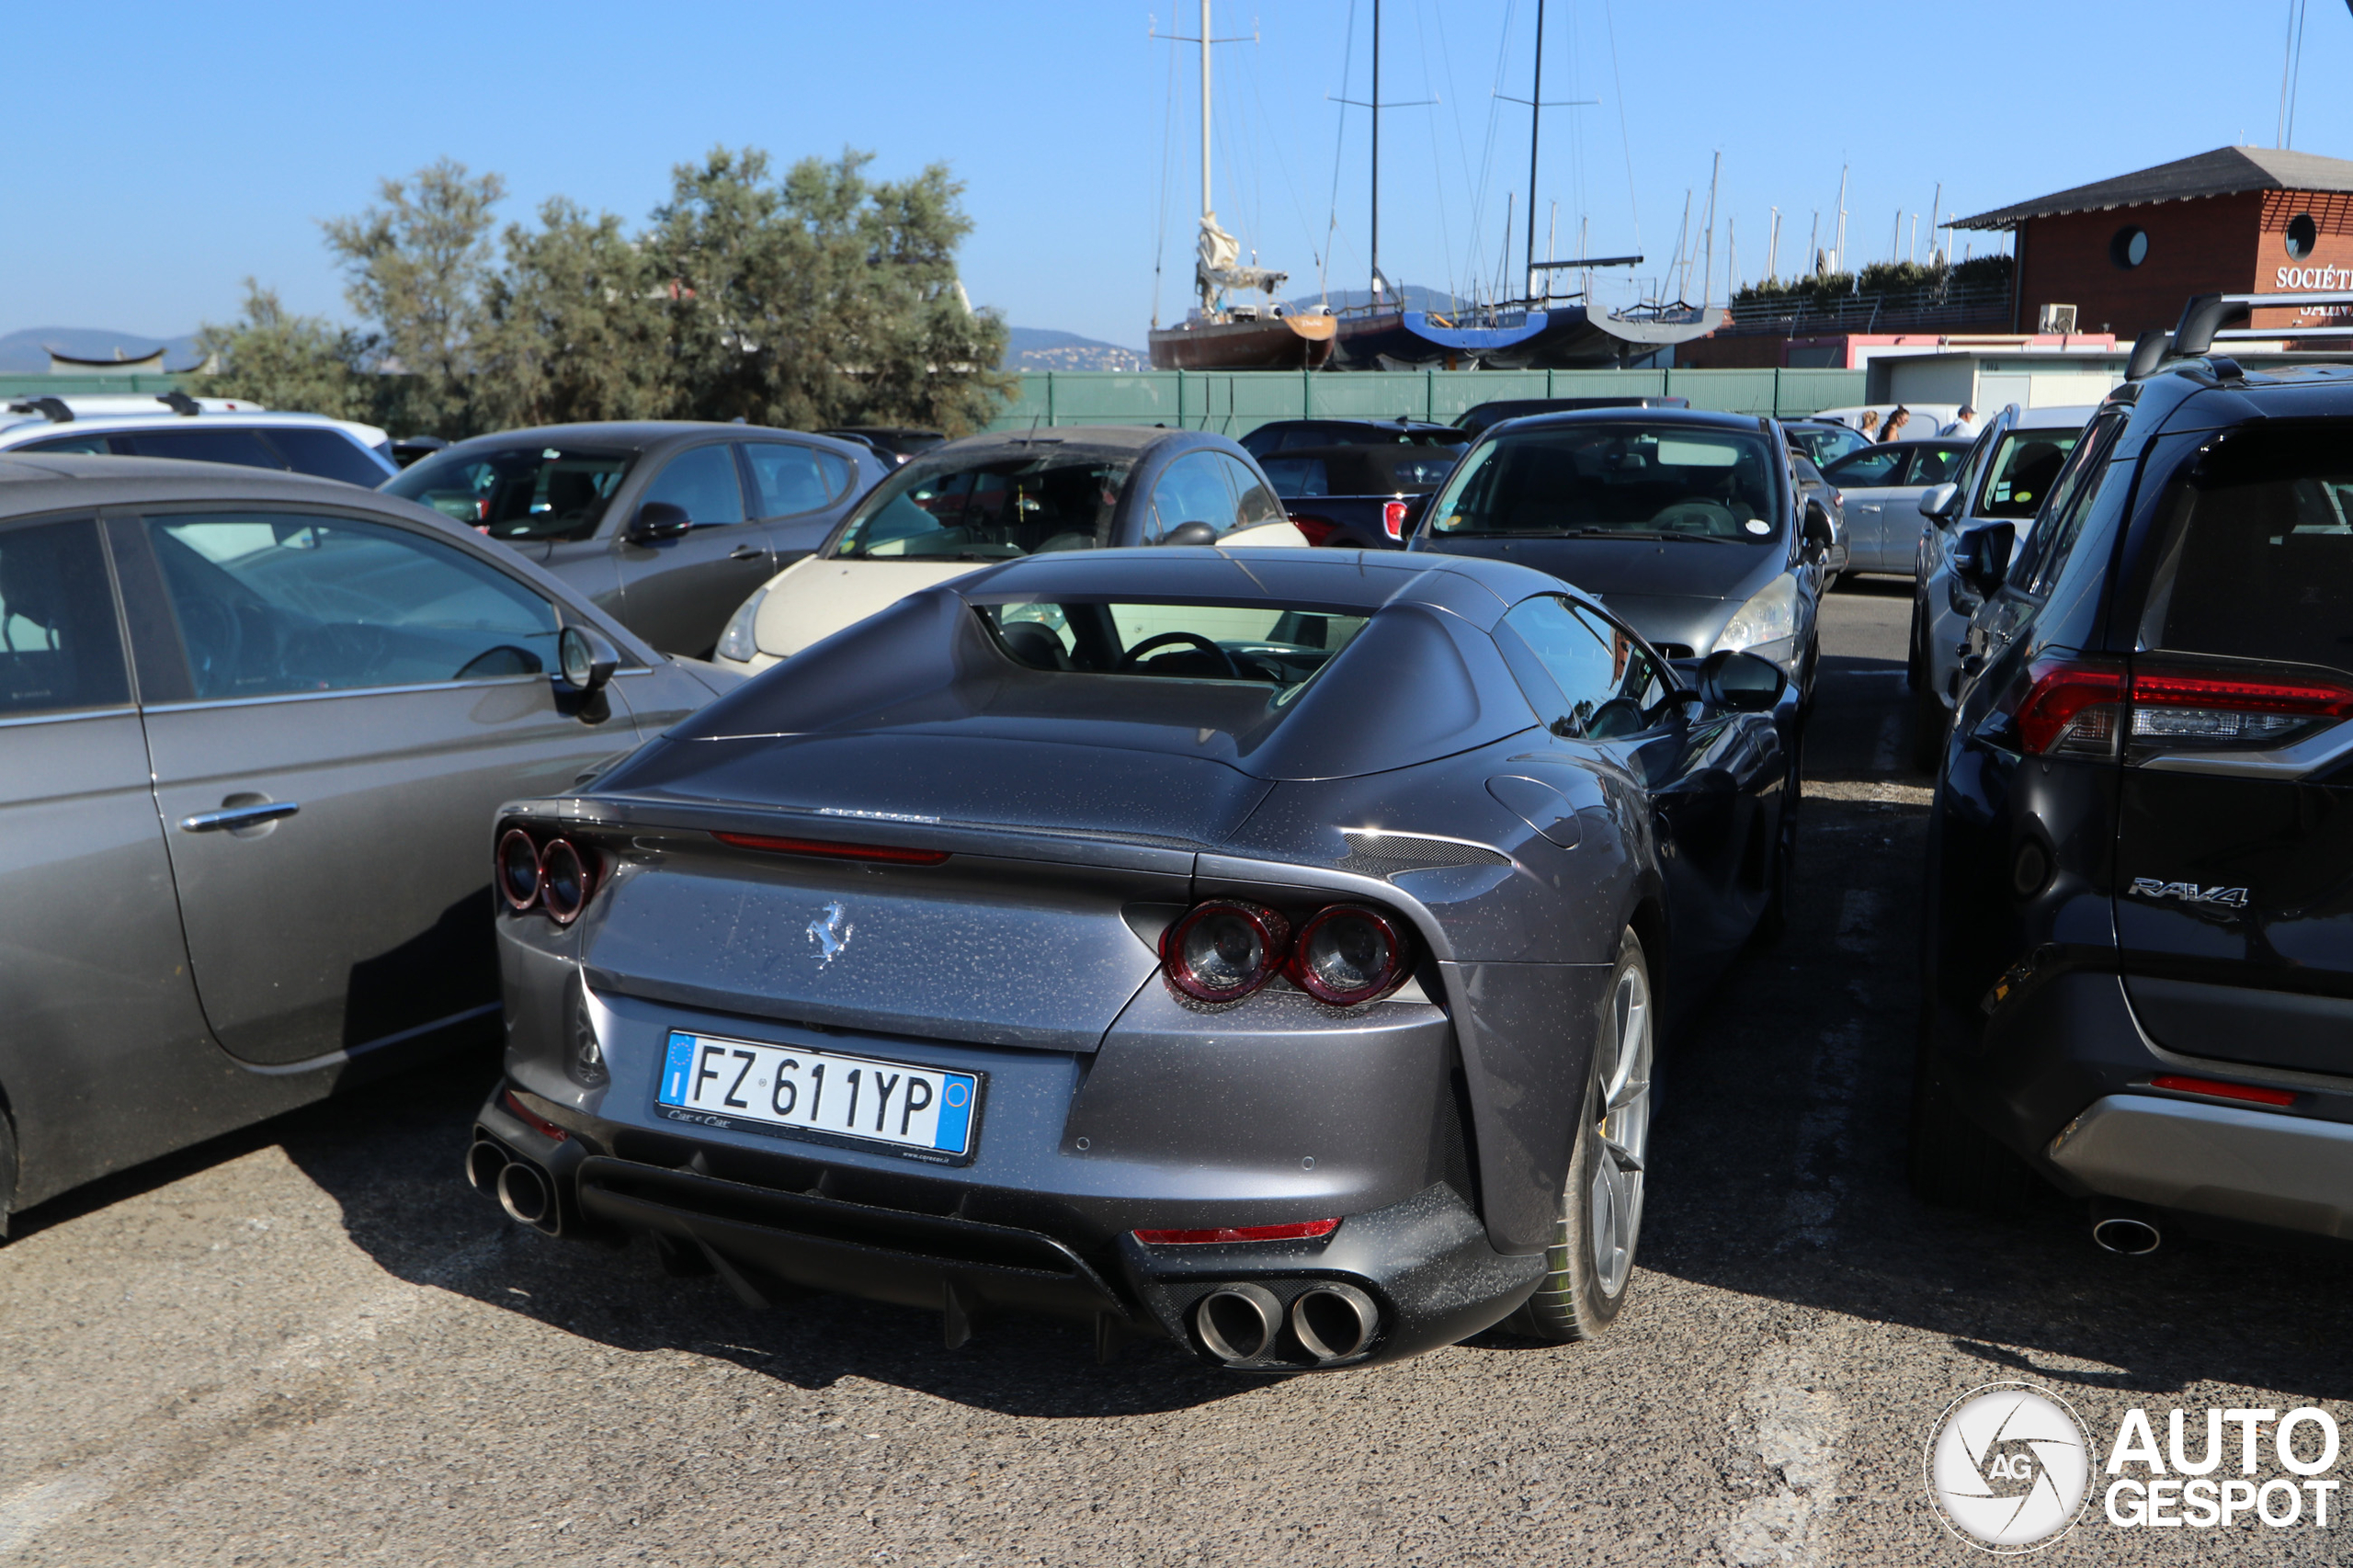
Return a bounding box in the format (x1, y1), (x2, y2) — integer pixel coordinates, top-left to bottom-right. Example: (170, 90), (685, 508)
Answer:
(0, 453), (732, 1232)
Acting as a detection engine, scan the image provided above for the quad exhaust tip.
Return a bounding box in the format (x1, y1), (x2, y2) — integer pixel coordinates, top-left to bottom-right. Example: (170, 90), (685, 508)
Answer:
(1290, 1282), (1379, 1362)
(1194, 1284), (1284, 1362)
(465, 1139), (509, 1194)
(496, 1159), (555, 1230)
(469, 1135), (563, 1236)
(1192, 1280), (1384, 1366)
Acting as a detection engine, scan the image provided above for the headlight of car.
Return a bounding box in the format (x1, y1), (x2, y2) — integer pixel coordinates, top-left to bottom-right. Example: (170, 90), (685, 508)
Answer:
(1714, 573), (1802, 672)
(716, 586), (768, 664)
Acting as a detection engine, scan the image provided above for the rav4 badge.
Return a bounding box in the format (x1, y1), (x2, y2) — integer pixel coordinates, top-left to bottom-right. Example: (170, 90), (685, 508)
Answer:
(2129, 879), (2250, 907)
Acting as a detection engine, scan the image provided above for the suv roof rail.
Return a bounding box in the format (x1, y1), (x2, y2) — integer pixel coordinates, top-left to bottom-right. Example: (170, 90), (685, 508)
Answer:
(2125, 329), (2174, 381)
(157, 390), (201, 416)
(5, 396), (73, 423)
(2138, 290), (2353, 378)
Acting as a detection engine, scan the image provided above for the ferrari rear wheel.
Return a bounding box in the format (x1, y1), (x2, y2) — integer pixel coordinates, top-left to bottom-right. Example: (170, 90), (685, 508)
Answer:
(1518, 928), (1653, 1342)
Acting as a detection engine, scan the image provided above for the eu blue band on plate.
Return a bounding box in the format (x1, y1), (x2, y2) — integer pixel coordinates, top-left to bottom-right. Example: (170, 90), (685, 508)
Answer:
(661, 1029), (696, 1105)
(934, 1074), (975, 1152)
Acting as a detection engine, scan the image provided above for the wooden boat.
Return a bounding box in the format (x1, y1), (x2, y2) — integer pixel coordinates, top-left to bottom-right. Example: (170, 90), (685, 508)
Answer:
(1142, 1), (1328, 372)
(1150, 311), (1336, 370)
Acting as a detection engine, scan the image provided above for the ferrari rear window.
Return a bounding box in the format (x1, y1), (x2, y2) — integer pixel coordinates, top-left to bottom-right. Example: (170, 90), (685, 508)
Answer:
(977, 599), (1370, 689)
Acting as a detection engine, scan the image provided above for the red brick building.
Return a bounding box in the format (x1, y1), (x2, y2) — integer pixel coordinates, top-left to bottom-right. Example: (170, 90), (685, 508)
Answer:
(1952, 145), (2353, 343)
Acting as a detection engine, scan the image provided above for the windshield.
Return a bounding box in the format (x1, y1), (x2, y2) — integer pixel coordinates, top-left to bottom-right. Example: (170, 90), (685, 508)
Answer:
(383, 445), (634, 541)
(978, 598), (1369, 693)
(1972, 427), (2084, 520)
(1784, 424), (1870, 467)
(1427, 424), (1783, 540)
(831, 451), (1133, 561)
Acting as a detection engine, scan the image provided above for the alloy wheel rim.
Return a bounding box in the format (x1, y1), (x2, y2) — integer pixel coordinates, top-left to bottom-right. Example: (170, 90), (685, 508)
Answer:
(1587, 964), (1653, 1298)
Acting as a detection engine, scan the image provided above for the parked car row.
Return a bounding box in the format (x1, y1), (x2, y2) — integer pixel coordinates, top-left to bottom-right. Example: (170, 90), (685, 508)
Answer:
(32, 297), (2337, 1376)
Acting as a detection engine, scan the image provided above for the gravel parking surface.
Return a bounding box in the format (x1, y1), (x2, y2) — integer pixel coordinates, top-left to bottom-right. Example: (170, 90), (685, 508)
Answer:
(6, 577), (2353, 1566)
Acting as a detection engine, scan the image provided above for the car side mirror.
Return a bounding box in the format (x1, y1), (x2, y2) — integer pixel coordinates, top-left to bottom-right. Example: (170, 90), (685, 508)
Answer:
(1918, 482), (1961, 521)
(1802, 499), (1836, 556)
(627, 501), (693, 543)
(1695, 648), (1787, 712)
(557, 625), (619, 697)
(1159, 520), (1220, 548)
(1954, 523), (2016, 597)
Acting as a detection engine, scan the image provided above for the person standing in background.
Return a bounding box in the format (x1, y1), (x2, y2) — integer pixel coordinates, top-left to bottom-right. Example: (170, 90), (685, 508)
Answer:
(1855, 409), (1881, 441)
(1938, 403), (1978, 437)
(1880, 405), (1911, 442)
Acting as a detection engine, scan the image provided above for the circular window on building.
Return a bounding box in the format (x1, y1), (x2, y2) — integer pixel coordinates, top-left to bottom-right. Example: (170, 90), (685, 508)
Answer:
(2287, 212), (2319, 259)
(2109, 226), (2150, 268)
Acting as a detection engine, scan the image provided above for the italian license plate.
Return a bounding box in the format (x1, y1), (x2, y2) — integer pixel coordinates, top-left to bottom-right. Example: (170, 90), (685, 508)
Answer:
(655, 1029), (981, 1163)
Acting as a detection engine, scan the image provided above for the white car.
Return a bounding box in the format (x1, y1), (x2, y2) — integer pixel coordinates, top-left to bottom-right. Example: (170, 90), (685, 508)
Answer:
(1907, 403), (2098, 765)
(1816, 437), (1974, 574)
(714, 426), (1306, 675)
(0, 399), (396, 486)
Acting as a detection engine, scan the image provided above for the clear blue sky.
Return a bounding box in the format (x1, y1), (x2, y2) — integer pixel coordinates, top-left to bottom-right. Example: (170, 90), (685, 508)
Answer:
(5, 0), (2348, 350)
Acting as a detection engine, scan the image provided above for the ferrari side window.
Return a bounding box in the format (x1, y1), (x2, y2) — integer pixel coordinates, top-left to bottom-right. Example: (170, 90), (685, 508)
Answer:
(1571, 604), (1668, 736)
(1497, 595), (1620, 736)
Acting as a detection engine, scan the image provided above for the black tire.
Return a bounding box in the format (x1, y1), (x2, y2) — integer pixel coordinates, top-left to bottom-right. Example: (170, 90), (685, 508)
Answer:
(0, 1103), (15, 1243)
(1518, 929), (1653, 1342)
(1907, 1017), (2037, 1214)
(1904, 596), (1926, 693)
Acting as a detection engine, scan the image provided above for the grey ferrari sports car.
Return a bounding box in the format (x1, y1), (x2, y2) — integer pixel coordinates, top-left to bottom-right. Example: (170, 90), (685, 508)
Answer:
(470, 546), (1799, 1369)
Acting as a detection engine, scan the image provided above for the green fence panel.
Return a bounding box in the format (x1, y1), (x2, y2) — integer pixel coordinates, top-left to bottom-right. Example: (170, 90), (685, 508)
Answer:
(1545, 369), (1669, 403)
(1663, 369), (1779, 416)
(1294, 372), (1424, 424)
(1765, 369), (1867, 416)
(979, 366), (1867, 436)
(1421, 371), (1546, 421)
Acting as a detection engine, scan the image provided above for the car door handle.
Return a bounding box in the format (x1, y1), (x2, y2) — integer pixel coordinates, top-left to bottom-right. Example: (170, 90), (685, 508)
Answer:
(179, 801), (301, 833)
(728, 544), (764, 561)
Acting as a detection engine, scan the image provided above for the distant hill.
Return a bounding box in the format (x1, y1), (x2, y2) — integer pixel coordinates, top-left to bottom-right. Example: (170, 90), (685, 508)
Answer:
(0, 326), (206, 374)
(1280, 284), (1485, 314)
(1006, 326), (1145, 372)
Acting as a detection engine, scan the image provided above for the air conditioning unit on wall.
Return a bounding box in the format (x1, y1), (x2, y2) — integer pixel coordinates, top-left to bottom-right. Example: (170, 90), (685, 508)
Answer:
(2038, 303), (2079, 334)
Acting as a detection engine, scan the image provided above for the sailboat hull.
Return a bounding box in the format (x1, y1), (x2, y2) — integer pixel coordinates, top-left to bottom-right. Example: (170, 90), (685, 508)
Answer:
(1148, 313), (1336, 370)
(1331, 304), (1728, 369)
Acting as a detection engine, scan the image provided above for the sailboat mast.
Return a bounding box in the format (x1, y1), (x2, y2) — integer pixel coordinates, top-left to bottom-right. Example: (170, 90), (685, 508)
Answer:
(1370, 0), (1381, 302)
(1525, 0), (1544, 295)
(1199, 0), (1212, 316)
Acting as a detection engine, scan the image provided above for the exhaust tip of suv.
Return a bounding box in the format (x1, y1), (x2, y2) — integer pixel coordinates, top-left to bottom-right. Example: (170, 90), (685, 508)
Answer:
(2091, 1213), (2162, 1256)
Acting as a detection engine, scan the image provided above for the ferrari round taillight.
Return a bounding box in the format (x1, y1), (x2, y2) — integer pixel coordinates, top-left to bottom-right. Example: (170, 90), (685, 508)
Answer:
(1287, 904), (1408, 1006)
(495, 828), (543, 912)
(1163, 901), (1289, 1003)
(539, 838), (594, 926)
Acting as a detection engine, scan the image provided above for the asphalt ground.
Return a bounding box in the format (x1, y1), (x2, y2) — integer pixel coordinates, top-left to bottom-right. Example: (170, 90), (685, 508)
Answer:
(6, 577), (2353, 1566)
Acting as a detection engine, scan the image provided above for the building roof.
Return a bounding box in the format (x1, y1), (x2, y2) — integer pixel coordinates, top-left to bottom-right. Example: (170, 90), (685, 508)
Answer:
(1952, 146), (2353, 231)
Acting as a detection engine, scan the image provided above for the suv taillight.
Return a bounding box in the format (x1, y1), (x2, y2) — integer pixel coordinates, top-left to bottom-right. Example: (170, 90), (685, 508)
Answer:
(2129, 665), (2353, 750)
(2016, 658), (2126, 756)
(2014, 657), (2353, 758)
(1382, 500), (1409, 541)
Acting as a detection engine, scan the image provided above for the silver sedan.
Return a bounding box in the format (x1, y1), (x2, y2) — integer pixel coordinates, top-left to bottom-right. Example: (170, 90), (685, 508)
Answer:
(0, 453), (733, 1232)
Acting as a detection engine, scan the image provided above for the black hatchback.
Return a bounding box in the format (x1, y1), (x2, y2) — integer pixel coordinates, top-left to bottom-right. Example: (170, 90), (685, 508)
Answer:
(1915, 305), (2353, 1253)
